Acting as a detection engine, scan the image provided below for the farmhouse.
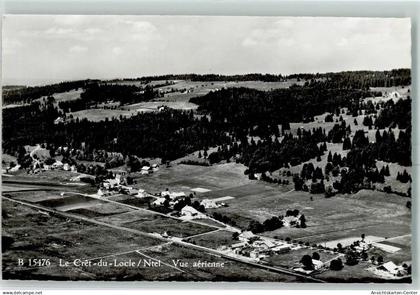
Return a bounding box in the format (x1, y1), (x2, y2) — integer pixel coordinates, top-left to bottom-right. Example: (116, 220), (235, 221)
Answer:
(161, 191), (186, 200)
(377, 261), (401, 276)
(52, 161), (64, 169)
(312, 259), (324, 270)
(141, 166), (152, 174)
(136, 189), (146, 198)
(180, 205), (205, 219)
(103, 178), (120, 190)
(239, 231), (255, 242)
(152, 197), (166, 206)
(200, 199), (221, 209)
(271, 244), (292, 254)
(54, 117), (64, 124)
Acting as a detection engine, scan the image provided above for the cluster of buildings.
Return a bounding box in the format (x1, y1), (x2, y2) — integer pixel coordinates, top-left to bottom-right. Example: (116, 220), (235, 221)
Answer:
(151, 191), (186, 206)
(222, 231), (292, 262)
(98, 171), (145, 197)
(375, 261), (411, 278)
(140, 164), (159, 175)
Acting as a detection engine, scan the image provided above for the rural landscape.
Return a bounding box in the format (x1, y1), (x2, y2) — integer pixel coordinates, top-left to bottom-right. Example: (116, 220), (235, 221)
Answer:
(1, 69), (412, 283)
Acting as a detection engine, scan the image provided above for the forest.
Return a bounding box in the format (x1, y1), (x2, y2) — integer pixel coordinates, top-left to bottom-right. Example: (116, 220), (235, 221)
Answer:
(2, 70), (411, 195)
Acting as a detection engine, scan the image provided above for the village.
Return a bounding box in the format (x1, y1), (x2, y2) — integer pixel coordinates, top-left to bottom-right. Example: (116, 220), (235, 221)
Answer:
(1, 143), (412, 281)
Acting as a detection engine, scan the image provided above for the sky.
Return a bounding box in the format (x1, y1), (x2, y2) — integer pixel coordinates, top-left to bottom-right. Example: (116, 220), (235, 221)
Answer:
(2, 15), (411, 86)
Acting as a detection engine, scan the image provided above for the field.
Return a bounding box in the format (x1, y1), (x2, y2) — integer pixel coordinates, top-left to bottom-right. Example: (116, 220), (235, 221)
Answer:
(185, 230), (237, 249)
(67, 79), (305, 122)
(69, 108), (140, 122)
(264, 247), (339, 269)
(131, 162), (253, 193)
(2, 79), (412, 282)
(138, 243), (300, 282)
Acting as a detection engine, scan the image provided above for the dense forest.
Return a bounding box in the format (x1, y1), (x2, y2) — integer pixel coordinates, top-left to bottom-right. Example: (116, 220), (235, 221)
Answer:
(2, 70), (411, 195)
(190, 85), (379, 138)
(2, 80), (95, 105)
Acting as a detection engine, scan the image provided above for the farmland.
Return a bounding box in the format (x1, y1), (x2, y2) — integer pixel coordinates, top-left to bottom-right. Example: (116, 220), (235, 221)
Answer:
(2, 73), (412, 282)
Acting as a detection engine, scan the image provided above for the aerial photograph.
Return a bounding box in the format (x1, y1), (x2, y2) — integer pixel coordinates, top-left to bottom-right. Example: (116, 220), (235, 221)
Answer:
(1, 15), (412, 283)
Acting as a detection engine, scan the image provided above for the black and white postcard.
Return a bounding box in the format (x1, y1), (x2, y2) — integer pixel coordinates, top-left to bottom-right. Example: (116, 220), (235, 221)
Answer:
(1, 15), (412, 283)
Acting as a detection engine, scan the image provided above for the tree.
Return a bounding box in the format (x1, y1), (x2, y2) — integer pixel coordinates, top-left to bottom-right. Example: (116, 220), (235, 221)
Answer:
(312, 252), (320, 260)
(300, 255), (314, 270)
(377, 256), (384, 265)
(361, 251), (368, 261)
(330, 258), (344, 271)
(232, 232), (239, 240)
(343, 137), (352, 150)
(345, 250), (359, 266)
(300, 214), (307, 228)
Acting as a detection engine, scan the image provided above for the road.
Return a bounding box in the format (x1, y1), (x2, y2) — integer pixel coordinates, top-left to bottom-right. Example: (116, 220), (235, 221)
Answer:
(63, 191), (237, 232)
(3, 195), (324, 283)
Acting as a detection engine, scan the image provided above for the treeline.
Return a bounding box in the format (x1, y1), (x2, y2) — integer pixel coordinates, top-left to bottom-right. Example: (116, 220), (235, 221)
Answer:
(119, 73), (287, 82)
(2, 102), (230, 162)
(107, 68), (410, 86)
(375, 98), (411, 129)
(2, 80), (95, 104)
(80, 83), (158, 105)
(296, 69), (411, 89)
(57, 83), (160, 112)
(190, 85), (376, 138)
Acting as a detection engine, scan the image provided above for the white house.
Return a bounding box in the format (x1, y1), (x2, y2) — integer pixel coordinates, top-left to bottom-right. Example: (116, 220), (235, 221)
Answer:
(103, 178), (119, 190)
(136, 189), (146, 198)
(52, 161), (63, 169)
(162, 191), (186, 200)
(200, 199), (220, 209)
(378, 261), (400, 276)
(239, 231), (255, 242)
(54, 117), (64, 124)
(63, 163), (70, 171)
(180, 205), (204, 219)
(312, 259), (324, 270)
(271, 244), (292, 254)
(152, 197), (166, 206)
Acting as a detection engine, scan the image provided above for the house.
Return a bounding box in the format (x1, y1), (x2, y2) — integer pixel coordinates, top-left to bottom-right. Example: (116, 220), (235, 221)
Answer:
(354, 240), (369, 252)
(136, 189), (146, 198)
(200, 199), (220, 209)
(239, 231), (255, 242)
(180, 205), (204, 219)
(271, 244), (292, 254)
(161, 191), (186, 200)
(63, 163), (70, 171)
(9, 164), (21, 172)
(312, 259), (324, 270)
(141, 166), (151, 173)
(378, 261), (400, 276)
(127, 187), (138, 195)
(52, 161), (63, 169)
(54, 117), (64, 124)
(152, 197), (166, 206)
(103, 178), (119, 190)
